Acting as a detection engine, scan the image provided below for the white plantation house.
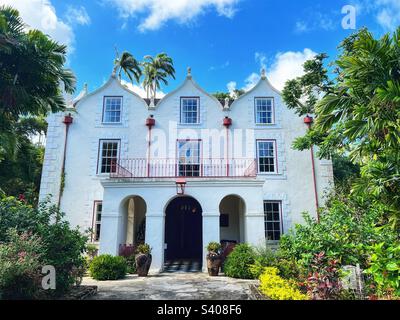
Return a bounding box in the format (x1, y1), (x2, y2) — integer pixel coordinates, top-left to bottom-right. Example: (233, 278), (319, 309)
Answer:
(39, 68), (333, 272)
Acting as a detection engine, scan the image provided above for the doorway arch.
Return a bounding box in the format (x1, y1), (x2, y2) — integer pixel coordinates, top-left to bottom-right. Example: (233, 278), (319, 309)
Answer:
(164, 196), (203, 264)
(120, 195), (147, 246)
(219, 195), (246, 244)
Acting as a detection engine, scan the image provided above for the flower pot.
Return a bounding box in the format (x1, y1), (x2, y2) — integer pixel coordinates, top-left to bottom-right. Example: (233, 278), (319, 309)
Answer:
(207, 254), (221, 276)
(135, 253), (152, 277)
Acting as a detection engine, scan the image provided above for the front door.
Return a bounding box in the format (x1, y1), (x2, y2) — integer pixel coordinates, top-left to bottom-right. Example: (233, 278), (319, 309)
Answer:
(165, 196), (203, 261)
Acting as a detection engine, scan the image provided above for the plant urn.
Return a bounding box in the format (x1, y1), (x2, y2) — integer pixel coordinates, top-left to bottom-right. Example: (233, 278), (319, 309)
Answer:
(223, 116), (232, 127)
(206, 253), (221, 276)
(135, 253), (152, 277)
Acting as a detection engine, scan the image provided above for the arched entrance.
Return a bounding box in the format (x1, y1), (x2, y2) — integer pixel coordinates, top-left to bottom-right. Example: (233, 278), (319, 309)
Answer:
(219, 195), (246, 244)
(120, 196), (147, 247)
(164, 196), (203, 271)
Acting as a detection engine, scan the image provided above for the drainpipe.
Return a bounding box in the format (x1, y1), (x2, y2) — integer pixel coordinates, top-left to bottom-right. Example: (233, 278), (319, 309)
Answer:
(304, 115), (319, 221)
(223, 117), (232, 177)
(146, 115), (155, 177)
(58, 113), (73, 208)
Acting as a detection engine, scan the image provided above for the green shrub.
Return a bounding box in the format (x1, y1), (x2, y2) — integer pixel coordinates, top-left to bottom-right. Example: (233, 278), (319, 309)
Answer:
(365, 242), (400, 298)
(0, 229), (45, 299)
(250, 245), (303, 280)
(124, 255), (137, 274)
(90, 255), (127, 280)
(279, 195), (396, 270)
(0, 197), (88, 296)
(224, 243), (256, 279)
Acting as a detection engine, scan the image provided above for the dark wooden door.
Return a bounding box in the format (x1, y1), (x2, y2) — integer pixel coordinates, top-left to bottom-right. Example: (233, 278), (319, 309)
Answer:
(165, 197), (203, 261)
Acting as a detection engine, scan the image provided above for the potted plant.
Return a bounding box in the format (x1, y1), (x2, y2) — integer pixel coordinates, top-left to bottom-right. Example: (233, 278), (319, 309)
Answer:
(206, 242), (222, 276)
(135, 243), (152, 277)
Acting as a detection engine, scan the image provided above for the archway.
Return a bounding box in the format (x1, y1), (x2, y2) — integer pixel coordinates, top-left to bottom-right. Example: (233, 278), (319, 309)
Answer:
(164, 196), (203, 268)
(219, 195), (246, 244)
(120, 196), (147, 247)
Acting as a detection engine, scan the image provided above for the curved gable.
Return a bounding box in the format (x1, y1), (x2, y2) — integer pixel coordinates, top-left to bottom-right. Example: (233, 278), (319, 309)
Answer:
(230, 75), (282, 109)
(74, 75), (148, 109)
(155, 74), (223, 109)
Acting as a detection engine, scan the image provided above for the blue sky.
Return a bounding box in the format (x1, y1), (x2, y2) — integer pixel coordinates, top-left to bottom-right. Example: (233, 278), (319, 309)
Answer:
(2, 0), (399, 96)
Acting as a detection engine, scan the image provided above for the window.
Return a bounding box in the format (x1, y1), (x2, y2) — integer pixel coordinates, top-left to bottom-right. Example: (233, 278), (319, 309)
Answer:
(180, 97), (200, 124)
(255, 98), (274, 124)
(177, 140), (201, 176)
(257, 140), (276, 173)
(98, 140), (119, 173)
(103, 97), (122, 123)
(93, 201), (102, 242)
(264, 201), (282, 241)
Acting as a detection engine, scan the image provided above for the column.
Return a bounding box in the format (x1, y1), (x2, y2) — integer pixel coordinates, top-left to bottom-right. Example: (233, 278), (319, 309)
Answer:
(202, 212), (220, 272)
(145, 212), (165, 273)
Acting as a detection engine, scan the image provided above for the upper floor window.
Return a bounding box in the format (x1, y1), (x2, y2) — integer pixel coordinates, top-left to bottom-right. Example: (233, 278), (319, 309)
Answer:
(264, 201), (282, 241)
(257, 140), (276, 173)
(180, 97), (200, 124)
(103, 97), (122, 123)
(255, 98), (274, 125)
(98, 139), (119, 174)
(92, 201), (102, 242)
(177, 140), (201, 177)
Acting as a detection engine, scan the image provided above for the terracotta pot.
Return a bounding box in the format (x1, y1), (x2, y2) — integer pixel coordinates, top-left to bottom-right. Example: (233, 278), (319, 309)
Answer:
(135, 253), (152, 277)
(207, 254), (221, 276)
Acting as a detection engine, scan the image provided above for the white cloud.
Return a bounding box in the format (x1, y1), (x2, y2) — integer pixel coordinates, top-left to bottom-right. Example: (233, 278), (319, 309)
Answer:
(294, 11), (335, 34)
(121, 80), (166, 99)
(356, 0), (400, 31)
(105, 0), (240, 32)
(375, 0), (400, 30)
(268, 48), (317, 90)
(65, 5), (91, 26)
(209, 60), (230, 71)
(0, 0), (81, 52)
(227, 48), (317, 94)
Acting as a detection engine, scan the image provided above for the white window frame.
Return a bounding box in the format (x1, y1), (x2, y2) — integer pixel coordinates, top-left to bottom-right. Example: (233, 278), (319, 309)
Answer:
(102, 96), (123, 124)
(180, 97), (200, 124)
(264, 201), (283, 241)
(98, 139), (120, 174)
(257, 140), (277, 174)
(92, 201), (102, 242)
(255, 97), (275, 125)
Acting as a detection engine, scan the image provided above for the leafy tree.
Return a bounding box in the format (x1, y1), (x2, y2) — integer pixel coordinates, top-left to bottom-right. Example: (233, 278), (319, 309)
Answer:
(213, 89), (245, 100)
(0, 6), (75, 166)
(282, 27), (400, 228)
(142, 53), (175, 99)
(113, 49), (142, 84)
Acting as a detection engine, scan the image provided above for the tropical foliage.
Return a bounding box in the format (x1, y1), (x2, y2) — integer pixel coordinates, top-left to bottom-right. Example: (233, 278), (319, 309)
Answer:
(142, 53), (175, 99)
(113, 50), (142, 83)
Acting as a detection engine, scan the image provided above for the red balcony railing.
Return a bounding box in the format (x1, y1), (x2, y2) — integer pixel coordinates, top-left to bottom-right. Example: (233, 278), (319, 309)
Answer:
(110, 158), (257, 178)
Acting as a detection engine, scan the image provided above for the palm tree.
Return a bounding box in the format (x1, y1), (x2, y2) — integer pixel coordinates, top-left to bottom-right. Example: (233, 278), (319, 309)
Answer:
(142, 53), (175, 99)
(113, 50), (142, 84)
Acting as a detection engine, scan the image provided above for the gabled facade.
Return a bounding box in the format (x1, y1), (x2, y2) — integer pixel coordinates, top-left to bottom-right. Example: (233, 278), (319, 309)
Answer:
(39, 69), (333, 272)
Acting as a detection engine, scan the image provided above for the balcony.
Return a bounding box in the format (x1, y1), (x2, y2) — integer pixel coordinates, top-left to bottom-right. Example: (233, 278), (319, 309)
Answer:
(110, 158), (257, 179)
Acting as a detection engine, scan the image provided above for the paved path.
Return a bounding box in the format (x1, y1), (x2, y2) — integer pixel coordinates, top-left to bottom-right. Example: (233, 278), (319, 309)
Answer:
(82, 273), (258, 300)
